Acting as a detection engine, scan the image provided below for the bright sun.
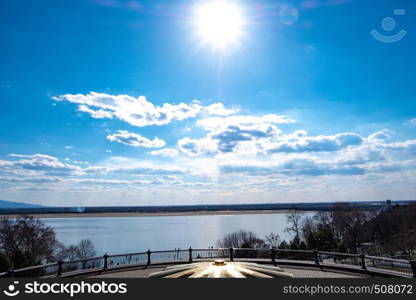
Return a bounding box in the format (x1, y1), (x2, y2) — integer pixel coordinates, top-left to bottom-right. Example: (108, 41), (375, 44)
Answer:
(192, 0), (245, 50)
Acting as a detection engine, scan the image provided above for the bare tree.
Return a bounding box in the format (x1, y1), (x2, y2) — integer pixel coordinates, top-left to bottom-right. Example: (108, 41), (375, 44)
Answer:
(301, 216), (316, 240)
(54, 243), (80, 261)
(216, 230), (266, 248)
(76, 239), (96, 260)
(0, 216), (60, 263)
(0, 216), (98, 270)
(331, 203), (369, 253)
(265, 233), (281, 248)
(285, 211), (304, 239)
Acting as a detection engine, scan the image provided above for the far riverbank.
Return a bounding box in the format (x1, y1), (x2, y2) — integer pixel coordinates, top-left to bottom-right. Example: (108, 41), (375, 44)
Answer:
(2, 209), (298, 219)
(0, 200), (408, 217)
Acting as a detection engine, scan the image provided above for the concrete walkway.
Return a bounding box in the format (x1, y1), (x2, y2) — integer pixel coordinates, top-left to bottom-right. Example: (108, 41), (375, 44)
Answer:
(89, 265), (364, 278)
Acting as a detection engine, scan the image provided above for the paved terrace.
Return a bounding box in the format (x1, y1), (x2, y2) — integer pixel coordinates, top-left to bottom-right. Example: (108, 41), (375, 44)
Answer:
(2, 248), (414, 278)
(88, 264), (364, 278)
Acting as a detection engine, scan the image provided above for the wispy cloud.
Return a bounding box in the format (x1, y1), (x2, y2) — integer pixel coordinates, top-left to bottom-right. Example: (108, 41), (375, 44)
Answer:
(107, 130), (165, 148)
(4, 154), (82, 176)
(219, 158), (366, 176)
(150, 148), (179, 157)
(266, 132), (363, 153)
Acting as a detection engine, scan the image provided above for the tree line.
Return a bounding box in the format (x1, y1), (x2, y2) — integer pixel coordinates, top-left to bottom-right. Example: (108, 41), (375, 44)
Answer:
(0, 216), (96, 272)
(217, 202), (416, 259)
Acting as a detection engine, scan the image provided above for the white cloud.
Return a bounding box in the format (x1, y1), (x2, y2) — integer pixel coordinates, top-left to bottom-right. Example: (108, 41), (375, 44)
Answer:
(197, 114), (294, 132)
(0, 153), (190, 195)
(205, 103), (238, 116)
(70, 178), (146, 186)
(178, 137), (218, 156)
(368, 129), (391, 141)
(0, 176), (62, 184)
(176, 114), (293, 156)
(150, 148), (179, 157)
(409, 119), (416, 126)
(219, 157), (366, 176)
(107, 130), (165, 148)
(0, 160), (13, 167)
(83, 157), (186, 176)
(336, 145), (385, 165)
(266, 132), (363, 153)
(53, 92), (237, 127)
(382, 140), (416, 152)
(53, 92), (203, 126)
(3, 154), (82, 176)
(64, 158), (89, 165)
(178, 118), (363, 156)
(78, 104), (114, 119)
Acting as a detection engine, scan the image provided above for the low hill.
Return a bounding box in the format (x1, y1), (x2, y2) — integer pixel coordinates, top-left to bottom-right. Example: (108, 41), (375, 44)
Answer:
(0, 200), (43, 209)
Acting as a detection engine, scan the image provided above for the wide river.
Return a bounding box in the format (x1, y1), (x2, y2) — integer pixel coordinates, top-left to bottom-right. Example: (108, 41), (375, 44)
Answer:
(42, 213), (302, 256)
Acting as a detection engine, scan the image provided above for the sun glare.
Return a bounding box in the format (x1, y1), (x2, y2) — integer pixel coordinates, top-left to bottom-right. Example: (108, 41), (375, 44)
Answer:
(192, 0), (245, 50)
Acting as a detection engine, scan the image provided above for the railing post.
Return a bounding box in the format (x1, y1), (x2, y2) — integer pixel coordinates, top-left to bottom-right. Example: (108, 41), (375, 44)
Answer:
(314, 250), (320, 265)
(360, 254), (366, 270)
(410, 260), (416, 278)
(7, 269), (14, 278)
(188, 247), (193, 263)
(57, 261), (63, 277)
(271, 248), (276, 265)
(229, 248), (234, 262)
(103, 254), (108, 270)
(147, 249), (152, 265)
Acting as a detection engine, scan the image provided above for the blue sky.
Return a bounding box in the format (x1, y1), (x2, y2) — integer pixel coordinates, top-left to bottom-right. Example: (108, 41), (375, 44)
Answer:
(0, 0), (415, 206)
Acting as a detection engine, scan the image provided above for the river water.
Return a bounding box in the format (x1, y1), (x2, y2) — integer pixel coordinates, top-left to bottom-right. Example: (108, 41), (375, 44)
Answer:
(42, 213), (303, 255)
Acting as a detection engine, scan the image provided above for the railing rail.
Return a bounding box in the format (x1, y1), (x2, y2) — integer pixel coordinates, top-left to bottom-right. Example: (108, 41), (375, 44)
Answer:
(364, 255), (410, 264)
(11, 262), (58, 273)
(319, 251), (360, 257)
(58, 256), (103, 265)
(1, 248), (414, 278)
(106, 251), (147, 258)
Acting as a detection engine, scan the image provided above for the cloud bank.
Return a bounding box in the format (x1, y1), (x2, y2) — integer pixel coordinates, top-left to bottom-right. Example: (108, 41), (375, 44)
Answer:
(53, 92), (238, 127)
(1, 92), (412, 205)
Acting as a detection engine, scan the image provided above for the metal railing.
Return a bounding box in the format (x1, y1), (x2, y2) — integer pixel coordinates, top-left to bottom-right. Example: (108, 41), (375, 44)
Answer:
(1, 248), (415, 278)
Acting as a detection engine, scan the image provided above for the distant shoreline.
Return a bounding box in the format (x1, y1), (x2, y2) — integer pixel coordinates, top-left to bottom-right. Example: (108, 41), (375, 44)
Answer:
(1, 200), (413, 218)
(2, 209), (298, 219)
